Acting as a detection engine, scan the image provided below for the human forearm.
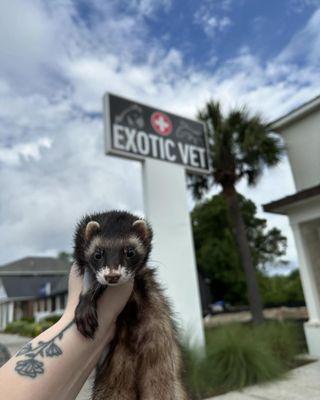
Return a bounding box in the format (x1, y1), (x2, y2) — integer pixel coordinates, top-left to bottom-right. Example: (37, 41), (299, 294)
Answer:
(0, 317), (109, 400)
(0, 266), (133, 400)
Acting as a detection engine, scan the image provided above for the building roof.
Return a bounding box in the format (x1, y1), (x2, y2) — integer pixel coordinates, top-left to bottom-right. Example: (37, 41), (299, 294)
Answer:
(0, 257), (70, 276)
(51, 276), (68, 295)
(269, 94), (320, 131)
(263, 184), (320, 214)
(0, 276), (67, 299)
(0, 257), (70, 300)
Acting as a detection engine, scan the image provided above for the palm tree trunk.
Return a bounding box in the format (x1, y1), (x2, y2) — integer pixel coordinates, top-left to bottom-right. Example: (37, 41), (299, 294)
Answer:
(222, 185), (264, 323)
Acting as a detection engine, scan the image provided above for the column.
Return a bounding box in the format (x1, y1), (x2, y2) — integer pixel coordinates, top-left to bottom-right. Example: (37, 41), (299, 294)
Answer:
(8, 302), (14, 324)
(291, 222), (320, 357)
(142, 158), (205, 348)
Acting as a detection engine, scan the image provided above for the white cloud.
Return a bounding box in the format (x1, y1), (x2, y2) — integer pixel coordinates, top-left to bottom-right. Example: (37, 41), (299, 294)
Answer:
(0, 1), (320, 266)
(290, 0), (320, 13)
(194, 5), (232, 38)
(0, 117), (144, 261)
(0, 137), (52, 165)
(278, 8), (320, 65)
(127, 0), (172, 16)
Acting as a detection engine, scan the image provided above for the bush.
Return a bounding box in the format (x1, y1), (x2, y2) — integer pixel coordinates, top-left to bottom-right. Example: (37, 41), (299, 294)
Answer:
(20, 316), (35, 323)
(5, 319), (55, 337)
(260, 270), (305, 306)
(4, 320), (27, 334)
(254, 322), (303, 367)
(43, 315), (61, 324)
(184, 321), (304, 399)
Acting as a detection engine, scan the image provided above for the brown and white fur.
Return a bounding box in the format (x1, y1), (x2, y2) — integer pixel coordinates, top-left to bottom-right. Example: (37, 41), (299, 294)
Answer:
(73, 210), (188, 400)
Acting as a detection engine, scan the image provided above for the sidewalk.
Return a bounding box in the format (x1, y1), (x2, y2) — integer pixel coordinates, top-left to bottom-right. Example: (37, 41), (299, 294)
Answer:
(208, 359), (320, 400)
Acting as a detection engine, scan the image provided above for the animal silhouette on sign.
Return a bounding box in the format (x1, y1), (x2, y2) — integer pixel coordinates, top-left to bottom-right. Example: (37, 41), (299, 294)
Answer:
(176, 121), (203, 145)
(115, 105), (145, 130)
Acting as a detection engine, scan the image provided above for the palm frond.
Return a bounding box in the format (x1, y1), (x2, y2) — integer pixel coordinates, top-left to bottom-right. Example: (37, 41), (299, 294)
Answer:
(192, 100), (283, 197)
(187, 173), (212, 201)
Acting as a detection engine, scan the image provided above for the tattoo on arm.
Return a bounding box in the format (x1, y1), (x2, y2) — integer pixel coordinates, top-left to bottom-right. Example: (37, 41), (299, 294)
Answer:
(14, 320), (74, 379)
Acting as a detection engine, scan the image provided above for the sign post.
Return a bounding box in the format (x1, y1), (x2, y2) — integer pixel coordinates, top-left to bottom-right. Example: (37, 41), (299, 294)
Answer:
(103, 93), (210, 347)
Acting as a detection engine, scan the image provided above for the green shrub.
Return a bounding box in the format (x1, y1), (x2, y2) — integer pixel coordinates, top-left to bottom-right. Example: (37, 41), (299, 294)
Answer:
(20, 316), (35, 323)
(182, 346), (214, 398)
(4, 320), (27, 334)
(206, 324), (284, 391)
(43, 315), (61, 324)
(4, 319), (55, 337)
(184, 322), (303, 399)
(254, 322), (302, 367)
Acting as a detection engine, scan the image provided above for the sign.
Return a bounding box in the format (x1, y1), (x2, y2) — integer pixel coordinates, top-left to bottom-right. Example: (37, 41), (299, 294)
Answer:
(103, 93), (210, 174)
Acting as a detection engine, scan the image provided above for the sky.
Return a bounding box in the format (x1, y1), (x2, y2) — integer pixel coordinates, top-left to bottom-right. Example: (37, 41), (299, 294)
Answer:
(0, 0), (320, 268)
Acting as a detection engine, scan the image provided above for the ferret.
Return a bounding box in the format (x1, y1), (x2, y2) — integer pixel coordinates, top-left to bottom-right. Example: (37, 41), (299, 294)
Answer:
(73, 210), (188, 400)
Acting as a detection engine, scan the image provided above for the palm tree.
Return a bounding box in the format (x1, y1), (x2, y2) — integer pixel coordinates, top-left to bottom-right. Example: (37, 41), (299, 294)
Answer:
(189, 101), (283, 323)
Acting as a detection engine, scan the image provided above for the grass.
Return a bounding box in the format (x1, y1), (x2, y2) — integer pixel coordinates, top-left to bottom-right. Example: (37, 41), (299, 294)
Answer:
(183, 321), (306, 399)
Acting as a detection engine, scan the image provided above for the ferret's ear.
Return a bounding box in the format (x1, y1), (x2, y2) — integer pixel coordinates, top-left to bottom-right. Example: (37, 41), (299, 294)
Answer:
(85, 221), (100, 241)
(132, 219), (151, 241)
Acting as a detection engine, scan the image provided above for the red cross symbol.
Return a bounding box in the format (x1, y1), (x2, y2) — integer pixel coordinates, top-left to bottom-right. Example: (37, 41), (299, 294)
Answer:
(150, 111), (173, 136)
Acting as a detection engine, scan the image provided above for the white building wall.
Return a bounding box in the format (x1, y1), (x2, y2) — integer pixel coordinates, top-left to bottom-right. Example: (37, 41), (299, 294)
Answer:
(284, 198), (320, 356)
(281, 111), (320, 191)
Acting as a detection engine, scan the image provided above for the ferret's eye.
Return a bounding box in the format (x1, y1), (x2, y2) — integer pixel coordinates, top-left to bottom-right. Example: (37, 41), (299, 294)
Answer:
(94, 250), (103, 260)
(125, 247), (135, 258)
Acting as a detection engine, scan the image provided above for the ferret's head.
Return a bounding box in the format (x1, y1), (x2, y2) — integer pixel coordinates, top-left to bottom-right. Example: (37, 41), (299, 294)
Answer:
(75, 211), (152, 286)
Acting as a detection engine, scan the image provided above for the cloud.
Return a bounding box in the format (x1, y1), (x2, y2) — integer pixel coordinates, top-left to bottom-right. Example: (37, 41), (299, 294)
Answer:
(126, 0), (172, 16)
(194, 2), (232, 38)
(278, 7), (320, 65)
(0, 117), (144, 262)
(290, 0), (320, 13)
(0, 137), (52, 166)
(0, 0), (319, 266)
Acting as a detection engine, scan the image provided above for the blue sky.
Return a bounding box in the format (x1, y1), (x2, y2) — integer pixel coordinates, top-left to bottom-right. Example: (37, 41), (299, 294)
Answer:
(145, 0), (316, 66)
(0, 0), (320, 268)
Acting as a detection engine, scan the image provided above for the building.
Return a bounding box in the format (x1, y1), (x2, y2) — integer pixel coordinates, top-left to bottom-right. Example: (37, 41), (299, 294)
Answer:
(0, 257), (69, 330)
(264, 94), (320, 357)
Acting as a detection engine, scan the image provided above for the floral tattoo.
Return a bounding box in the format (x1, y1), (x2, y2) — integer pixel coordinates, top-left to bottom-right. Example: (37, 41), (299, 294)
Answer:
(14, 320), (74, 379)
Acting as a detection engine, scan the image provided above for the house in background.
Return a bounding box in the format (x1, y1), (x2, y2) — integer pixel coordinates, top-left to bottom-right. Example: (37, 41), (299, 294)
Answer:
(0, 257), (69, 330)
(264, 94), (320, 357)
(0, 255), (212, 330)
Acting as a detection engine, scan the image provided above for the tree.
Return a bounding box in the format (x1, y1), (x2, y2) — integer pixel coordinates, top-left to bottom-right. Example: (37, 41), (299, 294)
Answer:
(57, 251), (72, 263)
(192, 194), (287, 304)
(189, 101), (283, 323)
(260, 270), (305, 306)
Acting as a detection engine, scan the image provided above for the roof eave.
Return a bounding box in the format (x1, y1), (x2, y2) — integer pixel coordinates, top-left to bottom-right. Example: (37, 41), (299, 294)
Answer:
(263, 191), (320, 215)
(0, 271), (68, 277)
(269, 94), (320, 132)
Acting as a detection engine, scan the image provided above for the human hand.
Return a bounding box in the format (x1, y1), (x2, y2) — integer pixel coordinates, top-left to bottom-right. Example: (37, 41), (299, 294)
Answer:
(0, 264), (133, 400)
(61, 263), (133, 339)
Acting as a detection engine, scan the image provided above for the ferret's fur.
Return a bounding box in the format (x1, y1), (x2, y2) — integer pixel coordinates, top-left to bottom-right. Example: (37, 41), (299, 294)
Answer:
(73, 210), (188, 400)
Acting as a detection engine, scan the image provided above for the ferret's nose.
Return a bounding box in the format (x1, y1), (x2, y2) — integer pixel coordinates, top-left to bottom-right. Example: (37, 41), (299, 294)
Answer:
(105, 271), (121, 283)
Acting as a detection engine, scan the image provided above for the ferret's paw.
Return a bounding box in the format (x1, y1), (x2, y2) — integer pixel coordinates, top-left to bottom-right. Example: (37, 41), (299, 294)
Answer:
(75, 303), (98, 339)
